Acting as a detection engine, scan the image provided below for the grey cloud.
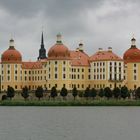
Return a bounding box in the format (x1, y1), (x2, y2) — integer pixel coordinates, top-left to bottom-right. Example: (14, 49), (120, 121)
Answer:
(0, 0), (140, 60)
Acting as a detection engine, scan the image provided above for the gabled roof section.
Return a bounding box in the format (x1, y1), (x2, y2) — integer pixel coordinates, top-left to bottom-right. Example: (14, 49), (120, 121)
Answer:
(90, 50), (123, 62)
(22, 62), (42, 69)
(70, 50), (90, 67)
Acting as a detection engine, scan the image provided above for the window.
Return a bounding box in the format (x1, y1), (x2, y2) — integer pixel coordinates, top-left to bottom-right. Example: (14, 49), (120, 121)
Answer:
(55, 74), (57, 79)
(15, 76), (17, 81)
(63, 74), (66, 79)
(55, 61), (57, 65)
(63, 61), (66, 65)
(88, 75), (91, 79)
(134, 75), (137, 80)
(15, 70), (17, 74)
(134, 64), (137, 67)
(7, 76), (10, 81)
(134, 69), (137, 73)
(77, 74), (80, 79)
(63, 67), (66, 72)
(55, 67), (57, 72)
(7, 70), (10, 74)
(82, 68), (84, 72)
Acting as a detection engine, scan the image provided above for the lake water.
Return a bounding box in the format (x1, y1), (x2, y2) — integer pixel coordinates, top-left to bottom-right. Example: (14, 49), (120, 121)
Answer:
(0, 107), (139, 140)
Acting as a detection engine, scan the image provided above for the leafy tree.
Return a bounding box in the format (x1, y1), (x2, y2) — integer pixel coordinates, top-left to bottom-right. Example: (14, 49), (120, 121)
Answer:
(7, 86), (15, 100)
(35, 86), (44, 100)
(104, 87), (112, 99)
(21, 86), (29, 101)
(121, 86), (128, 99)
(135, 87), (140, 99)
(113, 87), (121, 99)
(60, 86), (68, 100)
(84, 87), (90, 100)
(50, 86), (57, 99)
(90, 88), (97, 99)
(98, 88), (104, 98)
(72, 86), (78, 100)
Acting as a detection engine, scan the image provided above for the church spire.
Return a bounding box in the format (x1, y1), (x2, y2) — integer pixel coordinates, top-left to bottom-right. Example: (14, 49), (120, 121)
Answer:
(41, 31), (44, 47)
(38, 31), (47, 60)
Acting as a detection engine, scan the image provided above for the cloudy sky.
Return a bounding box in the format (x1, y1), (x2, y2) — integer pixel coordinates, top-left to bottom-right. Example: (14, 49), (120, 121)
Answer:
(0, 0), (140, 61)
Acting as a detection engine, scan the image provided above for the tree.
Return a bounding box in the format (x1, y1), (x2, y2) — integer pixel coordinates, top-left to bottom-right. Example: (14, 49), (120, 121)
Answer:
(135, 87), (140, 99)
(113, 87), (121, 99)
(50, 86), (57, 99)
(90, 88), (97, 99)
(84, 87), (90, 100)
(35, 86), (43, 100)
(7, 86), (15, 100)
(21, 86), (29, 101)
(98, 88), (104, 98)
(72, 86), (78, 100)
(104, 87), (112, 99)
(121, 86), (128, 99)
(60, 86), (68, 100)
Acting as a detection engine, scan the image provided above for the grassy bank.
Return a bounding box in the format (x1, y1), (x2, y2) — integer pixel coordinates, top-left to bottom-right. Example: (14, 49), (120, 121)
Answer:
(1, 99), (140, 106)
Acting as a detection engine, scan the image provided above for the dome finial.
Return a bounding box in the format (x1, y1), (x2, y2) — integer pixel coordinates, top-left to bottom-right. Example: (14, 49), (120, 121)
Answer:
(56, 33), (62, 44)
(9, 38), (15, 49)
(131, 35), (136, 47)
(79, 40), (84, 52)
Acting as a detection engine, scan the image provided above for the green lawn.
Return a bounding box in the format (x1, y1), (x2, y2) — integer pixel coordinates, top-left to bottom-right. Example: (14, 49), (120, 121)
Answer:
(1, 99), (140, 106)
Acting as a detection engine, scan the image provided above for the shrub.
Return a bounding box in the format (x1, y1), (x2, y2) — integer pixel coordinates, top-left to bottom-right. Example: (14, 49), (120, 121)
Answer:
(35, 86), (43, 100)
(72, 86), (78, 100)
(50, 86), (57, 99)
(7, 86), (15, 100)
(60, 86), (68, 100)
(104, 87), (112, 99)
(21, 86), (29, 100)
(90, 88), (97, 99)
(121, 86), (129, 99)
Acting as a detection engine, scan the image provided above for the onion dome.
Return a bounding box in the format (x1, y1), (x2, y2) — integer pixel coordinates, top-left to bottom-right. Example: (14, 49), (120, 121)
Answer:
(1, 39), (22, 63)
(48, 33), (70, 60)
(123, 37), (140, 63)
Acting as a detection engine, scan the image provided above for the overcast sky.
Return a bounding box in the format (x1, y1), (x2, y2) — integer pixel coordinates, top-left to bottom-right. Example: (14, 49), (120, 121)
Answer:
(0, 0), (140, 61)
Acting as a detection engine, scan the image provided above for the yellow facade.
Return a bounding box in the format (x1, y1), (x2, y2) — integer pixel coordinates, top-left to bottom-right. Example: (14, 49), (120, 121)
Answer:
(0, 36), (140, 92)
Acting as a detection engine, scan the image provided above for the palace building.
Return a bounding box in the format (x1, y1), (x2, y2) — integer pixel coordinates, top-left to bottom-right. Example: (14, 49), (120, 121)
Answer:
(0, 33), (139, 92)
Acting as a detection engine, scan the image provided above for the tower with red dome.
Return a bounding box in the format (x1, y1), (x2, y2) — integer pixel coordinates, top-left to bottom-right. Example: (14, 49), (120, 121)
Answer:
(1, 39), (23, 90)
(1, 39), (22, 63)
(123, 37), (140, 89)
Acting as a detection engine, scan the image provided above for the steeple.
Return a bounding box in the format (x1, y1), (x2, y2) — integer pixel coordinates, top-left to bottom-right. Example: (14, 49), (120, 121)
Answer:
(41, 31), (44, 48)
(38, 32), (47, 60)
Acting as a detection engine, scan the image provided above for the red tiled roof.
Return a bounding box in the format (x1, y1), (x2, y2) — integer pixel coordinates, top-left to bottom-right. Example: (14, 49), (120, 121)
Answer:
(22, 62), (42, 69)
(48, 43), (70, 60)
(90, 51), (123, 62)
(1, 47), (22, 63)
(70, 50), (90, 66)
(123, 47), (140, 63)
